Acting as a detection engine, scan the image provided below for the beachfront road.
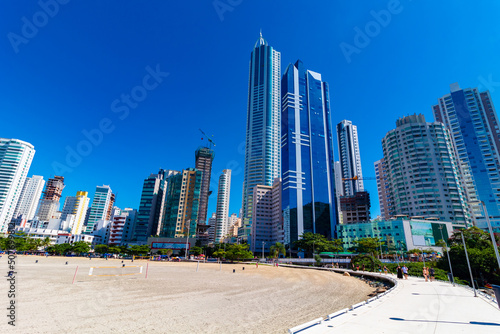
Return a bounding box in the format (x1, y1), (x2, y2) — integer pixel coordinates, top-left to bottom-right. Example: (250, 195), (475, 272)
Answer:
(303, 275), (500, 334)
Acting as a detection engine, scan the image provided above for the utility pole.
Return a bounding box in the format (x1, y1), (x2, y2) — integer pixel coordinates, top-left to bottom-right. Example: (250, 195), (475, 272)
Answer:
(261, 241), (265, 260)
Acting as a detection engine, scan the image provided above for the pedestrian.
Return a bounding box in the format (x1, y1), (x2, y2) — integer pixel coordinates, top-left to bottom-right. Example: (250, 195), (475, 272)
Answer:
(397, 265), (403, 279)
(362, 264), (365, 272)
(423, 266), (428, 282)
(402, 265), (408, 279)
(378, 265), (382, 274)
(429, 267), (435, 282)
(356, 265), (359, 271)
(383, 266), (388, 274)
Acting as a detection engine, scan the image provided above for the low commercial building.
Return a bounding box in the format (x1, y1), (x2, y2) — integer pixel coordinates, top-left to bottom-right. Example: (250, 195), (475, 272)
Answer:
(147, 236), (195, 255)
(336, 217), (454, 254)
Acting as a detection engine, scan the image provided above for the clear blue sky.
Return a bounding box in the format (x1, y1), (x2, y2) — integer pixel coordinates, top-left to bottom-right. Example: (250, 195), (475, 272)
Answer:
(1, 0), (500, 219)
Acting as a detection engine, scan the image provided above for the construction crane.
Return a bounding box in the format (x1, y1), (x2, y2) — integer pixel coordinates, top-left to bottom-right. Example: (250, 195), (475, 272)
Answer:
(199, 129), (216, 149)
(342, 175), (377, 181)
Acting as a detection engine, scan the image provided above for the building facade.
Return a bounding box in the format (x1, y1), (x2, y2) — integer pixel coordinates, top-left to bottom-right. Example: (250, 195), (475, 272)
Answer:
(281, 60), (337, 245)
(214, 169), (231, 242)
(339, 191), (371, 224)
(60, 191), (90, 235)
(250, 178), (282, 254)
(160, 168), (201, 238)
(336, 120), (364, 196)
(133, 169), (178, 243)
(374, 158), (393, 220)
(195, 147), (215, 225)
(337, 217), (453, 254)
(381, 114), (471, 228)
(36, 176), (65, 221)
(241, 32), (281, 243)
(109, 208), (137, 246)
(0, 138), (35, 233)
(13, 175), (44, 221)
(433, 83), (500, 231)
(84, 185), (114, 234)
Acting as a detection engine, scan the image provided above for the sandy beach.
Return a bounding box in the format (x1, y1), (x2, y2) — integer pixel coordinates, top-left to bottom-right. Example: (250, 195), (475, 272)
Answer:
(0, 256), (373, 333)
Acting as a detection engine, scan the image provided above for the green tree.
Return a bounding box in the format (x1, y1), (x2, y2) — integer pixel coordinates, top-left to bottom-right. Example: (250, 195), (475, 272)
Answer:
(108, 246), (122, 254)
(225, 244), (253, 261)
(71, 241), (91, 255)
(157, 249), (173, 257)
(94, 244), (109, 254)
(41, 237), (51, 250)
(48, 243), (72, 255)
(130, 245), (151, 256)
(353, 237), (384, 256)
(190, 246), (203, 256)
(293, 233), (342, 257)
(437, 227), (500, 285)
(270, 242), (286, 259)
(213, 249), (226, 260)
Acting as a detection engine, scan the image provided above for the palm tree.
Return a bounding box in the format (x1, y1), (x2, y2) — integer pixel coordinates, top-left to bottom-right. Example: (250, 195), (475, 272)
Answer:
(269, 242), (286, 259)
(41, 237), (51, 250)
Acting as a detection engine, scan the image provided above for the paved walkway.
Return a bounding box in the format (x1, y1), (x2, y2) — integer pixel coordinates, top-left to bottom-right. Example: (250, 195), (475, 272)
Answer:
(302, 274), (500, 334)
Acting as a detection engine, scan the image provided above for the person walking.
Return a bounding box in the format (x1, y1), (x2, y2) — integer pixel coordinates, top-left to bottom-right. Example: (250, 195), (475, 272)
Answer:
(397, 265), (403, 279)
(383, 265), (388, 275)
(402, 265), (408, 279)
(429, 267), (435, 282)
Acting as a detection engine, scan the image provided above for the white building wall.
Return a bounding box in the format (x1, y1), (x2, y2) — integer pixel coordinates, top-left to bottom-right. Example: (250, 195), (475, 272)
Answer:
(13, 175), (45, 221)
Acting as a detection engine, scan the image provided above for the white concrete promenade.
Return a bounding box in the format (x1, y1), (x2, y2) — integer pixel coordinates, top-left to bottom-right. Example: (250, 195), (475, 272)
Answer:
(301, 274), (500, 334)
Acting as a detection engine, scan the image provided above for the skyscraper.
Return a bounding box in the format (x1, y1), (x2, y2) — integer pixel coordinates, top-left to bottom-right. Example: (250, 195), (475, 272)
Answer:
(381, 114), (471, 228)
(281, 60), (337, 244)
(241, 32), (281, 242)
(36, 176), (65, 221)
(84, 185), (114, 233)
(195, 147), (215, 224)
(161, 168), (202, 238)
(214, 169), (231, 242)
(60, 191), (90, 234)
(0, 138), (35, 233)
(133, 169), (179, 242)
(250, 178), (283, 253)
(433, 83), (500, 230)
(13, 175), (45, 221)
(336, 120), (364, 196)
(374, 158), (393, 220)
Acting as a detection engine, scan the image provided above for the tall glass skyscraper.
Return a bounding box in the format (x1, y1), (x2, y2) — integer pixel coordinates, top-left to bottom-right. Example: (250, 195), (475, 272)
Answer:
(214, 169), (231, 242)
(433, 83), (500, 230)
(240, 32), (281, 242)
(281, 60), (337, 244)
(133, 169), (178, 242)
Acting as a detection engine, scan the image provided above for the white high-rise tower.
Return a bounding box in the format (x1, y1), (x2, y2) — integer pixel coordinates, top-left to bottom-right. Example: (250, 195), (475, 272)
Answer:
(215, 169), (231, 242)
(336, 120), (364, 196)
(13, 175), (45, 221)
(0, 138), (35, 233)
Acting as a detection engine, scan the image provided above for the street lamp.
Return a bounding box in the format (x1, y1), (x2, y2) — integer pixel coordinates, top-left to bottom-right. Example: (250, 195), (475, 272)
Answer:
(461, 231), (477, 297)
(312, 241), (315, 258)
(439, 224), (455, 286)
